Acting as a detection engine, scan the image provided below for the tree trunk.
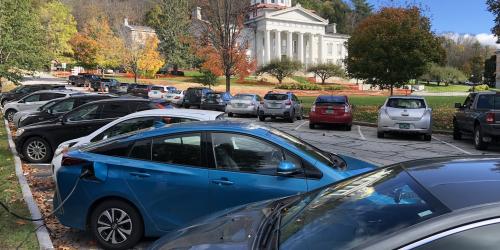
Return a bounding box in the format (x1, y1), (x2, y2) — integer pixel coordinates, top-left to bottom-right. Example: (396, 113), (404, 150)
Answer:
(225, 74), (231, 92)
(134, 72), (137, 84)
(0, 77), (3, 93)
(390, 84), (394, 96)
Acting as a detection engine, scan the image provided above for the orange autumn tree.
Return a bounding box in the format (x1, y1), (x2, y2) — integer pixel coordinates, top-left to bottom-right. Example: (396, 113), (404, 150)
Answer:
(137, 36), (165, 78)
(195, 44), (256, 83)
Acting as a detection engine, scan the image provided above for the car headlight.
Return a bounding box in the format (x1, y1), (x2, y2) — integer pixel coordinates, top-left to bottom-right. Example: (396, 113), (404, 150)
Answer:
(15, 128), (24, 137)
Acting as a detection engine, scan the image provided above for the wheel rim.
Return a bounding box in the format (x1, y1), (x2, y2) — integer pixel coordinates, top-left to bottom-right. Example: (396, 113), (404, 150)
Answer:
(97, 208), (132, 245)
(475, 129), (481, 145)
(7, 112), (14, 121)
(26, 140), (47, 161)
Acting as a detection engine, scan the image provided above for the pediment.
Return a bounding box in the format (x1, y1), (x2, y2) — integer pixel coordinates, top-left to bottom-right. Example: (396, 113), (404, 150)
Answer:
(269, 8), (327, 24)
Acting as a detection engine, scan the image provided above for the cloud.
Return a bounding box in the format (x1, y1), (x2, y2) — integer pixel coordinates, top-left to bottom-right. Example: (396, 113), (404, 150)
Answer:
(441, 32), (499, 48)
(475, 33), (498, 47)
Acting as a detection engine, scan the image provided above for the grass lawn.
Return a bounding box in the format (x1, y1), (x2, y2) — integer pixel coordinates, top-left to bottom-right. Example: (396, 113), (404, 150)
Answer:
(299, 96), (465, 131)
(0, 121), (38, 249)
(423, 84), (470, 93)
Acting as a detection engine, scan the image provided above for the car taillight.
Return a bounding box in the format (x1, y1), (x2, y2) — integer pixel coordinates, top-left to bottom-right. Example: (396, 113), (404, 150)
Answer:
(285, 100), (292, 105)
(344, 105), (351, 113)
(174, 96), (180, 99)
(61, 156), (88, 166)
(311, 105), (316, 112)
(486, 112), (495, 124)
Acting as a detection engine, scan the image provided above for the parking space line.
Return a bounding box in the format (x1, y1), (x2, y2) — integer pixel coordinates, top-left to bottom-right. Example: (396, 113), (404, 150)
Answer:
(357, 125), (366, 140)
(294, 120), (308, 131)
(432, 136), (472, 155)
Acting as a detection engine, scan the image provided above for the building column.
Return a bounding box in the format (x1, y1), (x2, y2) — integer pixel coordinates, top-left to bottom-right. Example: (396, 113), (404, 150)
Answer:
(275, 30), (281, 60)
(298, 32), (304, 64)
(264, 30), (271, 64)
(318, 35), (324, 64)
(287, 31), (293, 60)
(308, 33), (314, 65)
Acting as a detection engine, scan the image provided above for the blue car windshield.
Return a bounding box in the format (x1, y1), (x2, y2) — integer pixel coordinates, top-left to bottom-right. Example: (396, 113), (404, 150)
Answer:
(277, 166), (450, 250)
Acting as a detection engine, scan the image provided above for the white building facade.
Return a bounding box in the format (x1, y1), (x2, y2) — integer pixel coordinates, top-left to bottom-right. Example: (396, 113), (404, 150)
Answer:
(245, 0), (349, 68)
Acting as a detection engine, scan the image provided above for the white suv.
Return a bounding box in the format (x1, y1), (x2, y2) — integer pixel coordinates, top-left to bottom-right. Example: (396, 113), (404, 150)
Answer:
(3, 90), (81, 122)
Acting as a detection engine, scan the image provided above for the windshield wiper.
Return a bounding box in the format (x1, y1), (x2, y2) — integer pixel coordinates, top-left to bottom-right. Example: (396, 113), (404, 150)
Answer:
(258, 201), (287, 249)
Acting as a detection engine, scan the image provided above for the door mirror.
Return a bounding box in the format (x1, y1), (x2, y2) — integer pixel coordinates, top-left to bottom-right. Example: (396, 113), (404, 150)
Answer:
(277, 161), (300, 176)
(58, 116), (66, 124)
(454, 102), (463, 109)
(330, 154), (347, 170)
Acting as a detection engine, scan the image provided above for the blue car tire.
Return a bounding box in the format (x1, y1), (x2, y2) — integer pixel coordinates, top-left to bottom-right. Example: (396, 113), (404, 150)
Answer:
(90, 199), (144, 250)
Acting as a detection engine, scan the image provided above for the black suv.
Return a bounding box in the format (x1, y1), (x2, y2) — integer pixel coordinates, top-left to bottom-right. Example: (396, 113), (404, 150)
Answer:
(16, 94), (115, 128)
(0, 84), (66, 107)
(68, 73), (101, 87)
(14, 98), (166, 163)
(183, 87), (212, 108)
(453, 92), (500, 150)
(128, 84), (151, 98)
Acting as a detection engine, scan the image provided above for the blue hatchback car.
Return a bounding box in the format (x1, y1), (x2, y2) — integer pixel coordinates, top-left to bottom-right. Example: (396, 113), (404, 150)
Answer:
(54, 121), (375, 249)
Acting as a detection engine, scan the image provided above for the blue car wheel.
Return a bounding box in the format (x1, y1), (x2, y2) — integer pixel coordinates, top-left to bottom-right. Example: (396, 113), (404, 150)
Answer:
(90, 200), (144, 250)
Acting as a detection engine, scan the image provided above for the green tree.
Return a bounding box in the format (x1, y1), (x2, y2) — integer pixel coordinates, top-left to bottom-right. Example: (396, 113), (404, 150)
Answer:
(469, 56), (484, 83)
(346, 0), (373, 33)
(487, 0), (500, 42)
(257, 59), (302, 84)
(198, 69), (218, 89)
(145, 1), (194, 73)
(308, 63), (345, 84)
(484, 55), (496, 85)
(346, 7), (444, 95)
(295, 0), (351, 34)
(0, 0), (48, 87)
(39, 0), (77, 62)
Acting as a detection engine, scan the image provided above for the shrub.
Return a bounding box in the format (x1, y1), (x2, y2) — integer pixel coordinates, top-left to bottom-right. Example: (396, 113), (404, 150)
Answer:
(197, 70), (219, 89)
(276, 83), (322, 90)
(323, 85), (346, 91)
(469, 84), (489, 92)
(257, 58), (302, 84)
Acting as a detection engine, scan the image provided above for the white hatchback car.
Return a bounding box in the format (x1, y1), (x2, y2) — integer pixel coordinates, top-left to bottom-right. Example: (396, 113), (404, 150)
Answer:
(377, 96), (433, 141)
(148, 85), (177, 99)
(3, 90), (81, 122)
(51, 108), (224, 177)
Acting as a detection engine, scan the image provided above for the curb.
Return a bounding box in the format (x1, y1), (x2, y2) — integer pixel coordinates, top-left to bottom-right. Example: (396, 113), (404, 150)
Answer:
(4, 120), (54, 250)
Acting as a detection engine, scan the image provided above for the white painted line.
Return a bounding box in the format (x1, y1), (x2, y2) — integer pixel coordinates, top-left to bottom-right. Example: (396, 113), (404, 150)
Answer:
(4, 120), (54, 249)
(294, 120), (308, 131)
(432, 135), (472, 155)
(357, 125), (366, 140)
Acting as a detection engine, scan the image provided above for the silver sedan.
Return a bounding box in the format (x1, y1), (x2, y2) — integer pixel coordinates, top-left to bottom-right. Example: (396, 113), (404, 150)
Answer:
(377, 96), (432, 141)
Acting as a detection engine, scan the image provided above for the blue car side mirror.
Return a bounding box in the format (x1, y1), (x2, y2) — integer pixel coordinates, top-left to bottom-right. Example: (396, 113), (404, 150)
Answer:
(277, 161), (299, 176)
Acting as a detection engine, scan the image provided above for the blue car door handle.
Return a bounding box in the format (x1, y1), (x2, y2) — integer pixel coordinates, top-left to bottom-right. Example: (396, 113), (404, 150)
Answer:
(129, 172), (151, 178)
(211, 178), (234, 186)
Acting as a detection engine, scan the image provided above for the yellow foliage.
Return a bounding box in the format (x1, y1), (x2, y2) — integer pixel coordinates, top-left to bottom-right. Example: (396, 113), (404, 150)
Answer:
(137, 37), (165, 77)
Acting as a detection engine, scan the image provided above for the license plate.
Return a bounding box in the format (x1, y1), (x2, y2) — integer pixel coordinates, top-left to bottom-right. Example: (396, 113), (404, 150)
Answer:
(399, 123), (410, 129)
(153, 91), (158, 94)
(325, 110), (334, 114)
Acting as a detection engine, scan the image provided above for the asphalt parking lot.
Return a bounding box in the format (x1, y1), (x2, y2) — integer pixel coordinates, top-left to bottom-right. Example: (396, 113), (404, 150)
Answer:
(10, 76), (500, 249)
(228, 116), (498, 166)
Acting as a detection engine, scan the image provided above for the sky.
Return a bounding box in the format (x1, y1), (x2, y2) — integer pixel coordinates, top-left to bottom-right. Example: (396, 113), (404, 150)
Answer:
(367, 0), (498, 46)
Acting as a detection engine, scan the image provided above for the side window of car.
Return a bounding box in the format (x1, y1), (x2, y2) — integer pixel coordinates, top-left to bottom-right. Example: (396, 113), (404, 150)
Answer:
(152, 133), (202, 167)
(463, 94), (474, 109)
(211, 133), (293, 175)
(129, 139), (152, 161)
(153, 116), (198, 127)
(101, 103), (131, 119)
(135, 102), (153, 112)
(91, 141), (131, 158)
(66, 104), (100, 122)
(42, 93), (65, 101)
(51, 99), (76, 113)
(91, 117), (157, 143)
(23, 94), (41, 103)
(413, 222), (500, 250)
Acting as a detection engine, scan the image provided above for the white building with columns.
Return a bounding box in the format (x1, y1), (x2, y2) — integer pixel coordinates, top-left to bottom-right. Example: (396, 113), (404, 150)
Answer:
(245, 0), (349, 68)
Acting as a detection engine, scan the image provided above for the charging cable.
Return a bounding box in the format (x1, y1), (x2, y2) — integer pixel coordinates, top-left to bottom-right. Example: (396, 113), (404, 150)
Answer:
(0, 169), (88, 221)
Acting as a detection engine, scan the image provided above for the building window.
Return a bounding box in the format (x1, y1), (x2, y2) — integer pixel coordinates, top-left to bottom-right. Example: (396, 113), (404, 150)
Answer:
(293, 40), (297, 54)
(327, 59), (333, 64)
(337, 44), (342, 57)
(282, 39), (287, 54)
(328, 43), (333, 56)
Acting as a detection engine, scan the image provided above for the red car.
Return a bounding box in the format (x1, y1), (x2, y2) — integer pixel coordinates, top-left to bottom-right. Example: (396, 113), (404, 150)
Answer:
(309, 95), (353, 130)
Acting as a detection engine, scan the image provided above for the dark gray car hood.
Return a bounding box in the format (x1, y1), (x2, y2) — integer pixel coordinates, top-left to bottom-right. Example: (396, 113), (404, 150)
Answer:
(149, 200), (272, 250)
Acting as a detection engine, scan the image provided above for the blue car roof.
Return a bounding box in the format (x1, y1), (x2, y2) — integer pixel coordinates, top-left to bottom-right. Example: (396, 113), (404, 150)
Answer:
(133, 120), (271, 138)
